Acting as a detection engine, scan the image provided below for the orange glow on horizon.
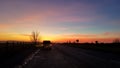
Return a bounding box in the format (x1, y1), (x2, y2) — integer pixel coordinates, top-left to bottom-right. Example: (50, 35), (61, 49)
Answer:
(0, 33), (30, 41)
(0, 33), (119, 43)
(53, 38), (116, 43)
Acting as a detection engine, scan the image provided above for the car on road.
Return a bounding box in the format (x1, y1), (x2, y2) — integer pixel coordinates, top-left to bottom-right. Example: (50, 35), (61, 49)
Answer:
(43, 40), (52, 50)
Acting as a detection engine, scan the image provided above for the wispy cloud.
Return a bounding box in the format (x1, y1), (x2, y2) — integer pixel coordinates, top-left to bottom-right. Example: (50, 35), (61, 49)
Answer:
(0, 33), (30, 41)
(20, 34), (31, 37)
(53, 32), (120, 42)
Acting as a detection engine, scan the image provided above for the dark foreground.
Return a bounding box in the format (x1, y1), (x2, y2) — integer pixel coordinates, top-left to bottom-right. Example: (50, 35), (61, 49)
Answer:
(22, 44), (120, 68)
(0, 42), (37, 68)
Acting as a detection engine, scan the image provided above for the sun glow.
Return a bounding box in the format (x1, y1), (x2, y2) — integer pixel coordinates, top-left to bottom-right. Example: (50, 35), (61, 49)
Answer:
(0, 33), (30, 41)
(41, 36), (54, 41)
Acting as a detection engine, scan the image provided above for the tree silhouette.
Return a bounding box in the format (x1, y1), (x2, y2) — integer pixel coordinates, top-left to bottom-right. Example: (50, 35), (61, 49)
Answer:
(30, 31), (39, 45)
(76, 39), (79, 43)
(95, 41), (98, 44)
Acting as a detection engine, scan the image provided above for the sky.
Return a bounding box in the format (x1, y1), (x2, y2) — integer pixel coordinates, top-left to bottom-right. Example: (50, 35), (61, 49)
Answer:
(0, 0), (120, 43)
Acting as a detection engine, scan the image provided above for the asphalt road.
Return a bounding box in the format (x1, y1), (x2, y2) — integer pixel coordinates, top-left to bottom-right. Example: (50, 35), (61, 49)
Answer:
(23, 44), (120, 68)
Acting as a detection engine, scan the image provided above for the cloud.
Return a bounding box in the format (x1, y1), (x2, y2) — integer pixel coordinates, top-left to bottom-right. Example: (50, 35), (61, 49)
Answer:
(61, 34), (97, 38)
(0, 33), (30, 41)
(0, 24), (11, 29)
(54, 31), (120, 40)
(0, 0), (117, 26)
(102, 32), (120, 36)
(0, 0), (105, 34)
(20, 34), (31, 37)
(102, 32), (111, 36)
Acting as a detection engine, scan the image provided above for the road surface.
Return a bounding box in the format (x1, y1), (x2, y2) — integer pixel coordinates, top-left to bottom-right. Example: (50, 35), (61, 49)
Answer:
(22, 44), (120, 68)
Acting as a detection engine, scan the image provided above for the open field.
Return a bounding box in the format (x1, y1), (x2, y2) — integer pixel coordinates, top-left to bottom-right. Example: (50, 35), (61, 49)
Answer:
(62, 43), (120, 54)
(0, 41), (38, 68)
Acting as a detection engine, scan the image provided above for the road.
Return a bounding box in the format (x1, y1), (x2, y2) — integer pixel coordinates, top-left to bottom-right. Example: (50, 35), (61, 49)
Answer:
(22, 44), (120, 68)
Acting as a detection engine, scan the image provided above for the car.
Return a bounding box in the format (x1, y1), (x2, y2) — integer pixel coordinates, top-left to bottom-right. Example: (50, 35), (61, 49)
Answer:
(42, 40), (52, 50)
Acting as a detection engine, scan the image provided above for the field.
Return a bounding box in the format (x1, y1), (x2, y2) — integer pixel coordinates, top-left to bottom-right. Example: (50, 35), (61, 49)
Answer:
(0, 41), (38, 68)
(62, 43), (120, 54)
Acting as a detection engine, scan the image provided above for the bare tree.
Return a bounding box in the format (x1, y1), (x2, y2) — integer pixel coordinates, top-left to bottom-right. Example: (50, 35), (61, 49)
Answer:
(30, 31), (39, 45)
(76, 39), (79, 43)
(95, 41), (98, 44)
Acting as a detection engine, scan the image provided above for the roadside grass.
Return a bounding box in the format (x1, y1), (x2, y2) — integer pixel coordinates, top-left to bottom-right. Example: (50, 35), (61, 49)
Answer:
(0, 42), (38, 68)
(62, 43), (120, 54)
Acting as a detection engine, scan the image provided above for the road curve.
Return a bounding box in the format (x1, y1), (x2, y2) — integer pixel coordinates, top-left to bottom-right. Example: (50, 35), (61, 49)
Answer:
(24, 44), (120, 68)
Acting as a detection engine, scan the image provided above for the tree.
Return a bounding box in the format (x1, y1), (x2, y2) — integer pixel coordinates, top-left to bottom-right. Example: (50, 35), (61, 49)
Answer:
(95, 41), (98, 44)
(30, 31), (39, 45)
(76, 39), (79, 43)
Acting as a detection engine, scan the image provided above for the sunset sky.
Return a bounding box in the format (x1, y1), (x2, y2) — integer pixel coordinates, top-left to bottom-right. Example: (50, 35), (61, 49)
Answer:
(0, 0), (120, 43)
